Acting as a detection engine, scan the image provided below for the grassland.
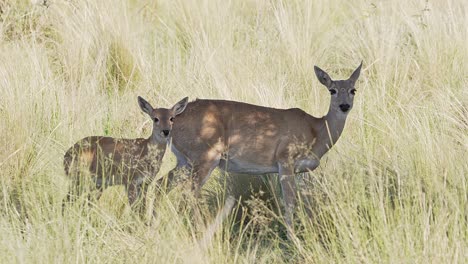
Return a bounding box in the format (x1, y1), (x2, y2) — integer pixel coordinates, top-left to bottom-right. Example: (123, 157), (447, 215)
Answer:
(0, 0), (467, 263)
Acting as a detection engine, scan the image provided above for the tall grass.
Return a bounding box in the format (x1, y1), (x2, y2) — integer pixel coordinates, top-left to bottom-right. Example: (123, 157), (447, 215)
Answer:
(0, 0), (466, 262)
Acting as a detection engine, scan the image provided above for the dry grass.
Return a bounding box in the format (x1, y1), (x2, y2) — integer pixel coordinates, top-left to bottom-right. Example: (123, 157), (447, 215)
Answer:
(0, 0), (467, 263)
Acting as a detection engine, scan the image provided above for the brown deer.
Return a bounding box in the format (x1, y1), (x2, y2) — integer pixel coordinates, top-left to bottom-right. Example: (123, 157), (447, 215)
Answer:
(158, 62), (362, 237)
(63, 96), (188, 213)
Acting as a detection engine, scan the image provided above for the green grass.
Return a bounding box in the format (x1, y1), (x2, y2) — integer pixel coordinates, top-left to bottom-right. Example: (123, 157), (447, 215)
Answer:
(1, 0), (467, 263)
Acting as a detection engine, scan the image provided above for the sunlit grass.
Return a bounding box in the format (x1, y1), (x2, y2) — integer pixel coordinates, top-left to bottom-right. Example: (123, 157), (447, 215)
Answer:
(0, 0), (467, 263)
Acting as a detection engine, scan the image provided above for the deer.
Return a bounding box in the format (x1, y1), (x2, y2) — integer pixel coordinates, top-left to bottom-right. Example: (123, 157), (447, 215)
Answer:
(63, 96), (189, 214)
(157, 62), (362, 239)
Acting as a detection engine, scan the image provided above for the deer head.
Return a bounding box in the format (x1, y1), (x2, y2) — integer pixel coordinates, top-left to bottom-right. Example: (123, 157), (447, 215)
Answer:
(138, 96), (189, 143)
(314, 62), (362, 117)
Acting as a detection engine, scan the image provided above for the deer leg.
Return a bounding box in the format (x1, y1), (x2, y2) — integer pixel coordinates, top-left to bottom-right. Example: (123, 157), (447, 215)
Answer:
(278, 164), (297, 239)
(191, 157), (220, 197)
(86, 186), (104, 208)
(182, 157), (220, 230)
(87, 177), (104, 204)
(294, 158), (320, 219)
(63, 179), (80, 204)
(63, 177), (103, 212)
(156, 163), (192, 194)
(156, 148), (191, 193)
(127, 179), (144, 213)
(199, 195), (236, 249)
(62, 179), (80, 212)
(63, 176), (90, 207)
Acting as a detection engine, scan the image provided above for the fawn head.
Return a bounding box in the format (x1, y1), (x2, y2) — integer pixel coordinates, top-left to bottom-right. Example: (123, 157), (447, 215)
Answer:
(138, 96), (189, 142)
(314, 62), (362, 116)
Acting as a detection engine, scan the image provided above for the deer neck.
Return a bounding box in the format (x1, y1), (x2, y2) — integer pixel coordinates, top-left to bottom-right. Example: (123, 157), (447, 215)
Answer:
(141, 137), (167, 177)
(313, 106), (348, 158)
(144, 137), (167, 161)
(146, 136), (167, 149)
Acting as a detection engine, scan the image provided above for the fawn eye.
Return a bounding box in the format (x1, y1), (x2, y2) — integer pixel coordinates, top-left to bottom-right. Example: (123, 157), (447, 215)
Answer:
(154, 117), (159, 122)
(329, 89), (337, 95)
(170, 117), (175, 122)
(350, 89), (356, 95)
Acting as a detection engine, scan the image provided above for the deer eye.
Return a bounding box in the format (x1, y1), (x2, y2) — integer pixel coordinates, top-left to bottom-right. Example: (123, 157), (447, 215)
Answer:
(329, 89), (337, 95)
(170, 117), (175, 122)
(350, 89), (356, 95)
(154, 117), (159, 122)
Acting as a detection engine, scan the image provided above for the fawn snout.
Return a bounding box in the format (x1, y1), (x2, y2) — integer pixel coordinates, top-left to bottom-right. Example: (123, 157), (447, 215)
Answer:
(161, 129), (170, 137)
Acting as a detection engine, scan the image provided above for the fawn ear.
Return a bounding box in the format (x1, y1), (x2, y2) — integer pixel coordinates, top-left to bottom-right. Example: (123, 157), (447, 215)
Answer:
(172, 97), (189, 116)
(314, 66), (332, 87)
(349, 61), (362, 85)
(138, 96), (154, 115)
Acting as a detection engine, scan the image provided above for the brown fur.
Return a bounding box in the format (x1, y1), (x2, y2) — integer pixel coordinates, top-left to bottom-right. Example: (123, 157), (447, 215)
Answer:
(63, 96), (189, 213)
(161, 63), (362, 238)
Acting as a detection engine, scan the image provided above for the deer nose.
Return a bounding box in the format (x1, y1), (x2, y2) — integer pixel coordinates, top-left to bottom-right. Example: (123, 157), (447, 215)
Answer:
(339, 104), (350, 112)
(162, 130), (170, 137)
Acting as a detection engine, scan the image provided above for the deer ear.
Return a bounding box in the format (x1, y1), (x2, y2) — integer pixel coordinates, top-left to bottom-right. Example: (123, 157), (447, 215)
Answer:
(314, 66), (332, 87)
(349, 61), (362, 84)
(138, 96), (154, 115)
(172, 97), (189, 116)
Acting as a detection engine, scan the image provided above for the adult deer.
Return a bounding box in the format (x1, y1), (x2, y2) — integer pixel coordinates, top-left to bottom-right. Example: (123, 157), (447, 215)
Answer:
(160, 62), (362, 236)
(63, 96), (188, 213)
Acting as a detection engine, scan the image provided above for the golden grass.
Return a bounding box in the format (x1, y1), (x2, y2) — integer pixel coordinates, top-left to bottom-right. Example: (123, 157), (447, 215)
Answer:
(0, 0), (467, 262)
